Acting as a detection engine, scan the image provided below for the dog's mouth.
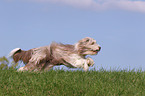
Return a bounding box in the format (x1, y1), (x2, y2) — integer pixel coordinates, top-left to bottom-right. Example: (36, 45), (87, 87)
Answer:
(92, 49), (100, 53)
(92, 47), (101, 53)
(81, 47), (101, 55)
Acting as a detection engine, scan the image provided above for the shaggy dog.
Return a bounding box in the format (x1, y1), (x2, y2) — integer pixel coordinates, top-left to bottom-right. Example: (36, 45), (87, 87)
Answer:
(9, 37), (101, 71)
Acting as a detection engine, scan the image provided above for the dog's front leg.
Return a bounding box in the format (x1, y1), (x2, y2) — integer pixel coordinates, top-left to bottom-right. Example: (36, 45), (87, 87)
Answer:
(83, 62), (89, 71)
(86, 57), (94, 67)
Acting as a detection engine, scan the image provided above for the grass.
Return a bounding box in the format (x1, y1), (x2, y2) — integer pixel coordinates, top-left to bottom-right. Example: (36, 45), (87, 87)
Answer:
(0, 69), (144, 96)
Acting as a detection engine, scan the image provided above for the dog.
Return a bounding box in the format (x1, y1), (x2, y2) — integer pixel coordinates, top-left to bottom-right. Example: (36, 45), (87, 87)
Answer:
(9, 37), (101, 71)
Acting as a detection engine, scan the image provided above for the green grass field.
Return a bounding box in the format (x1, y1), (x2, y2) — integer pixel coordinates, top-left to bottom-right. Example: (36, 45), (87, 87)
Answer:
(0, 69), (144, 96)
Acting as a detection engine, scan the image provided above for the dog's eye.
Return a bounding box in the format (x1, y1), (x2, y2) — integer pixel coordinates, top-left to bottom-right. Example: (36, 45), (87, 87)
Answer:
(91, 42), (95, 45)
(86, 39), (90, 42)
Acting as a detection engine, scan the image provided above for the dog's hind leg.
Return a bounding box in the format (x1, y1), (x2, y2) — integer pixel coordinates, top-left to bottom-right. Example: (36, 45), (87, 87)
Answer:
(43, 63), (54, 71)
(19, 62), (38, 72)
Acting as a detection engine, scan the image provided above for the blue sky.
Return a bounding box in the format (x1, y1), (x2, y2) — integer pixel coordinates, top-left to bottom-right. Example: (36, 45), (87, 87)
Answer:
(0, 0), (145, 71)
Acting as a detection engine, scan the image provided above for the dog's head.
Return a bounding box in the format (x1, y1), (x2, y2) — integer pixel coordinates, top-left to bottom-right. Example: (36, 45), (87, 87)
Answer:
(76, 37), (101, 56)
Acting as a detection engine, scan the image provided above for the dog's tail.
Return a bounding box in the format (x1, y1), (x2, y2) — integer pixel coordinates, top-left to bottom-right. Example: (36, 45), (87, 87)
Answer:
(9, 48), (32, 64)
(9, 48), (21, 57)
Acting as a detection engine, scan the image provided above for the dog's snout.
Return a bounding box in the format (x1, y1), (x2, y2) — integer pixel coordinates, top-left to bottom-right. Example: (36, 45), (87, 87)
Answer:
(96, 46), (101, 51)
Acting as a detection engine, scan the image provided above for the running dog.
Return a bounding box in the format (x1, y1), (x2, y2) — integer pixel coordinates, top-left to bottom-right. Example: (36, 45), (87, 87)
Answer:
(9, 37), (101, 71)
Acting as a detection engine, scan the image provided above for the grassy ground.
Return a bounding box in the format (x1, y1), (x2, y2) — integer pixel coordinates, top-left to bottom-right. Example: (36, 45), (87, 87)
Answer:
(0, 69), (144, 96)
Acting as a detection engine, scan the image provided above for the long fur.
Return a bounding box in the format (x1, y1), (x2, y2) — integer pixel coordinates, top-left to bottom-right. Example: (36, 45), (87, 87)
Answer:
(9, 37), (101, 71)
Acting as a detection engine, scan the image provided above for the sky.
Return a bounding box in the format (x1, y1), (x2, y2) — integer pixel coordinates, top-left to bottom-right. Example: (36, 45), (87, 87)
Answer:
(0, 0), (145, 71)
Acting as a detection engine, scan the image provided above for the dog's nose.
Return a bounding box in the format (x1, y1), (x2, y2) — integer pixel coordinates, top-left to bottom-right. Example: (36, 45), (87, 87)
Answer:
(98, 46), (101, 51)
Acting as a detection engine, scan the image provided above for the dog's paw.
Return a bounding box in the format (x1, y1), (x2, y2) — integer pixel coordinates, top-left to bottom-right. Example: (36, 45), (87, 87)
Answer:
(87, 57), (94, 67)
(17, 67), (28, 72)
